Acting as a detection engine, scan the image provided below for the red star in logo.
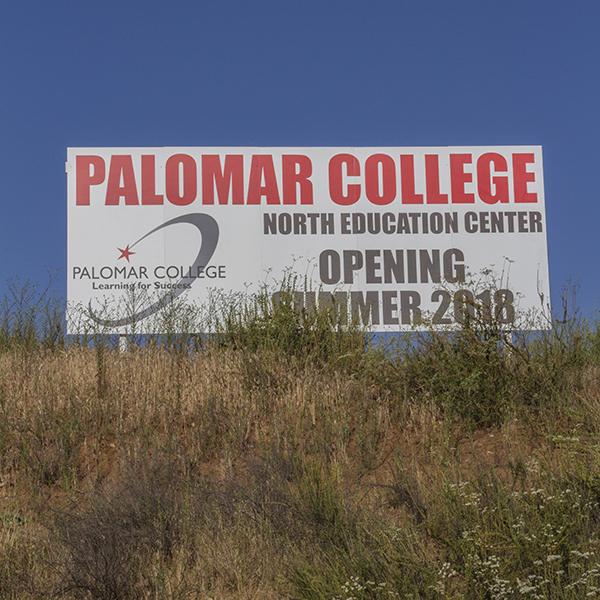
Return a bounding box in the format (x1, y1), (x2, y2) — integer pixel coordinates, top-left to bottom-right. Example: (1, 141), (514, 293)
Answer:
(117, 245), (135, 262)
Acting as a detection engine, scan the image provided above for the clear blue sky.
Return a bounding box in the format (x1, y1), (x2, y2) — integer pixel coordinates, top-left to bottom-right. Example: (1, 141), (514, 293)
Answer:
(1, 0), (599, 316)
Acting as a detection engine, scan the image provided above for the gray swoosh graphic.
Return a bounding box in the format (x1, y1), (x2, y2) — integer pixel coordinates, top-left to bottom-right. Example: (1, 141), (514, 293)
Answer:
(88, 213), (219, 328)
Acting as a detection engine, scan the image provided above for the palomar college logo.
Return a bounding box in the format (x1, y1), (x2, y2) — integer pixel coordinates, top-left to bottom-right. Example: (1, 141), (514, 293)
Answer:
(88, 213), (219, 327)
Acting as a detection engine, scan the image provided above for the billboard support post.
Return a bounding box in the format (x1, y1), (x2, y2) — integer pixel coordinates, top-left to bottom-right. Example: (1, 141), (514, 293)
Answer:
(118, 335), (129, 353)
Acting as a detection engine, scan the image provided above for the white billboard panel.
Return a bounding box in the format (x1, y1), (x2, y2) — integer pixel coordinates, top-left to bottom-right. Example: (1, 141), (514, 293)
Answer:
(67, 147), (550, 333)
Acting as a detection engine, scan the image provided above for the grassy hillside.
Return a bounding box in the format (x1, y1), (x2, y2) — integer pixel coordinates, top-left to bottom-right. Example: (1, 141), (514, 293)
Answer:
(1, 290), (600, 598)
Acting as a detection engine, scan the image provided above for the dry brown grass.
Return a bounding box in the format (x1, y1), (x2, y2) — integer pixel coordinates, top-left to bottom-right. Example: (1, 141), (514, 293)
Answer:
(0, 323), (600, 598)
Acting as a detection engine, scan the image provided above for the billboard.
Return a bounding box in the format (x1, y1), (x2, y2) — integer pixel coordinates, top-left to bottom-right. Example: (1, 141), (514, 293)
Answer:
(67, 147), (550, 333)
